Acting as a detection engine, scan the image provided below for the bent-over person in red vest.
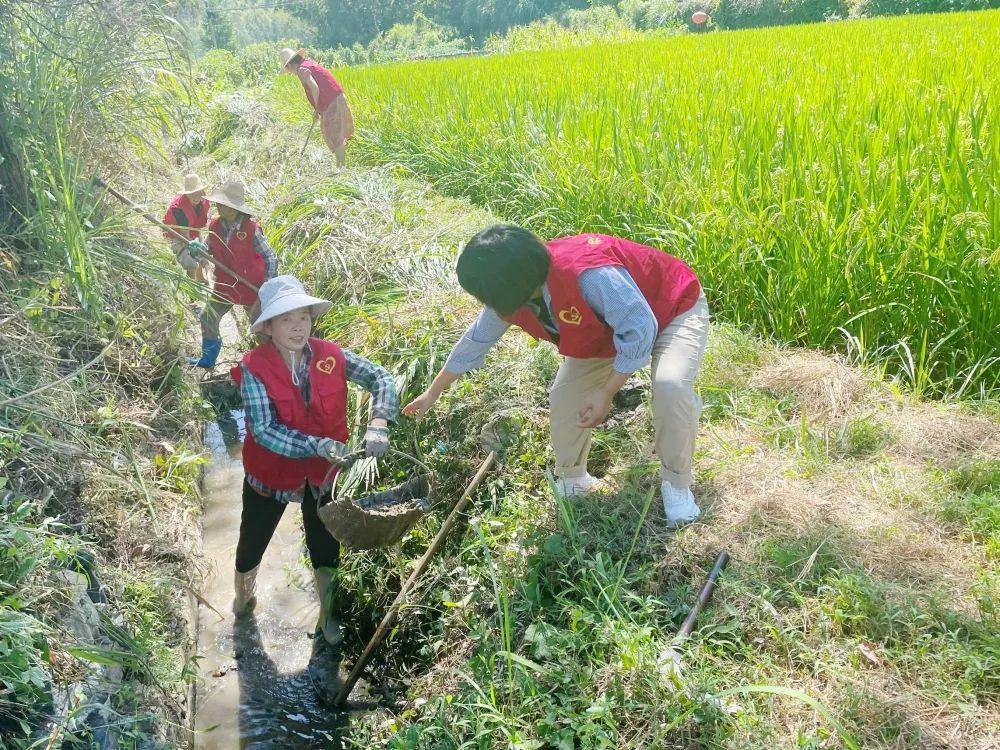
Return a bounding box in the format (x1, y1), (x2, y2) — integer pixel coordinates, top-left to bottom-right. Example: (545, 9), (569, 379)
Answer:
(162, 172), (210, 284)
(404, 225), (709, 528)
(230, 275), (399, 651)
(189, 181), (278, 369)
(280, 47), (354, 168)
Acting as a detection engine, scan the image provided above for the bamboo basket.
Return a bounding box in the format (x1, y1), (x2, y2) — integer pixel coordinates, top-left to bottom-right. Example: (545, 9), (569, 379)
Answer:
(317, 449), (433, 550)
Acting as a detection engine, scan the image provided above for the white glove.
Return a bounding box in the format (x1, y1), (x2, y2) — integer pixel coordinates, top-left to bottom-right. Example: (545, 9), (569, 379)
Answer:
(322, 439), (349, 463)
(364, 425), (390, 458)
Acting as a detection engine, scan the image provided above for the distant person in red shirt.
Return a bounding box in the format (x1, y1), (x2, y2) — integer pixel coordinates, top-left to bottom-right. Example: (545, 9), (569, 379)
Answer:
(404, 225), (710, 529)
(163, 173), (209, 284)
(189, 181), (277, 369)
(280, 47), (354, 168)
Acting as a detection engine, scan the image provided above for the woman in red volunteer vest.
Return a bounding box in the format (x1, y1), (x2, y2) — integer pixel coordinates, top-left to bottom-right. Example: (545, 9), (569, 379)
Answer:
(280, 47), (354, 168)
(404, 225), (710, 528)
(231, 275), (398, 649)
(162, 172), (209, 284)
(189, 181), (278, 369)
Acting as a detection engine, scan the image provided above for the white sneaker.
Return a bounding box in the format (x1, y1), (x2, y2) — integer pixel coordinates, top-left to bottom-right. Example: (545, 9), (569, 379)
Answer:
(554, 472), (604, 498)
(662, 481), (701, 528)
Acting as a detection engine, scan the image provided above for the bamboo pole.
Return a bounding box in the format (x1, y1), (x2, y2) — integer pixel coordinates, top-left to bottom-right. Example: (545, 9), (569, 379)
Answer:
(95, 177), (261, 294)
(334, 451), (497, 706)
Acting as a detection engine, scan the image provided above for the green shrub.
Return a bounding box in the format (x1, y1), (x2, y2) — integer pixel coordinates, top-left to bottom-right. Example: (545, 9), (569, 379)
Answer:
(234, 9), (316, 47)
(196, 47), (244, 90)
(849, 0), (997, 16)
(713, 0), (849, 28)
(236, 40), (293, 87)
(368, 12), (466, 62)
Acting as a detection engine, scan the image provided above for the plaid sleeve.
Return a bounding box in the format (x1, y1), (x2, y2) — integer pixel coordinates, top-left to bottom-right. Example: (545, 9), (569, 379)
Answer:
(241, 365), (334, 458)
(253, 228), (279, 280)
(342, 350), (399, 423)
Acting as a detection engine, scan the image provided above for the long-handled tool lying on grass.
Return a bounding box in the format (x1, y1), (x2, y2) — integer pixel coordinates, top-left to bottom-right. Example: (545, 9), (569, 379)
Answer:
(678, 550), (730, 641)
(95, 177), (261, 294)
(332, 451), (497, 707)
(663, 550), (730, 670)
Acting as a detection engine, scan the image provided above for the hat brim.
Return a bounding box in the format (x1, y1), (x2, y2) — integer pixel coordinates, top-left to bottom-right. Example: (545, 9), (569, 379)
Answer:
(250, 293), (332, 335)
(205, 190), (253, 215)
(280, 47), (309, 73)
(181, 184), (206, 195)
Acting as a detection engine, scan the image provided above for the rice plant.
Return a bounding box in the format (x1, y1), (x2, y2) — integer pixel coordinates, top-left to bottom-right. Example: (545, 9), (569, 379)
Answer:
(339, 10), (1000, 397)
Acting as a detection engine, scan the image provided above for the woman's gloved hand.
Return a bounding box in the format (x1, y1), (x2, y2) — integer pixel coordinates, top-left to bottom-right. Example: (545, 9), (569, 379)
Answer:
(321, 439), (350, 463)
(364, 424), (390, 458)
(186, 238), (209, 260)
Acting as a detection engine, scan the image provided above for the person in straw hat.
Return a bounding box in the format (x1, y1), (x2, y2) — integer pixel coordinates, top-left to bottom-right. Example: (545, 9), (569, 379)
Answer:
(163, 173), (210, 284)
(189, 180), (278, 369)
(280, 47), (354, 168)
(229, 275), (398, 651)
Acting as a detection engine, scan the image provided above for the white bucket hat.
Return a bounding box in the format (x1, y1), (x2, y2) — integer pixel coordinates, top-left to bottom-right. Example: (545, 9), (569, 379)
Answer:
(181, 173), (206, 195)
(250, 275), (332, 335)
(205, 180), (254, 215)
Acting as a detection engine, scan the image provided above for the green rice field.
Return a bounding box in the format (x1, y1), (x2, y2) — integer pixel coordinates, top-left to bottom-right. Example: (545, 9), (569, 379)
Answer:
(328, 11), (1000, 397)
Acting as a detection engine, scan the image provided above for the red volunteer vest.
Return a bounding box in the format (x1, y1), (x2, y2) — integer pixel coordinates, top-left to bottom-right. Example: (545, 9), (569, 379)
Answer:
(231, 339), (349, 490)
(299, 58), (344, 112)
(207, 216), (266, 306)
(505, 234), (702, 359)
(162, 193), (209, 240)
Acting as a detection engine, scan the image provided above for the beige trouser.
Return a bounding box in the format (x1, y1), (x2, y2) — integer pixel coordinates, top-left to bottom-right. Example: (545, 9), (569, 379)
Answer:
(549, 293), (709, 489)
(320, 94), (354, 167)
(199, 297), (260, 340)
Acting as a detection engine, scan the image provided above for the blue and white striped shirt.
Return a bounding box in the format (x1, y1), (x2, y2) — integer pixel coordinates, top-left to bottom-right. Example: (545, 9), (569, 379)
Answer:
(445, 266), (658, 374)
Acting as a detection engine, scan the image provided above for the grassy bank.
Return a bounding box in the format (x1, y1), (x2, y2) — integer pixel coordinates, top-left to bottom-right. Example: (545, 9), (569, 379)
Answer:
(195, 80), (999, 748)
(290, 10), (1000, 397)
(1, 2), (208, 746)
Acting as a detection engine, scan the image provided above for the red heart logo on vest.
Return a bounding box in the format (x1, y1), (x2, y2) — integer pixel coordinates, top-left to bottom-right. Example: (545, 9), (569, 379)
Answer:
(315, 356), (337, 374)
(236, 231), (248, 241)
(558, 306), (583, 325)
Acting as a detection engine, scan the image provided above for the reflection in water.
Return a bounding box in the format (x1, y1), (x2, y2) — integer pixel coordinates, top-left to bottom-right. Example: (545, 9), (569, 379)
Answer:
(196, 379), (354, 749)
(196, 380), (399, 749)
(233, 615), (347, 749)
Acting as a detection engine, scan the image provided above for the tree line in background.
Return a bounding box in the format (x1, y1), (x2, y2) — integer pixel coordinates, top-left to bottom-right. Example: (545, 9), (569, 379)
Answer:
(185, 0), (999, 57)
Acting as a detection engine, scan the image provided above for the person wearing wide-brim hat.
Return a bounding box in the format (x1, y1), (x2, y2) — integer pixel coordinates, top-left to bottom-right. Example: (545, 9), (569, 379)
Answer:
(229, 274), (399, 653)
(163, 173), (210, 284)
(279, 47), (354, 168)
(188, 180), (279, 369)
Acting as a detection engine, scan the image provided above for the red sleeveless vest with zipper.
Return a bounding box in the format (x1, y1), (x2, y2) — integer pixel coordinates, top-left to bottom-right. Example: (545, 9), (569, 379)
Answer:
(504, 234), (701, 359)
(232, 339), (348, 490)
(162, 193), (209, 240)
(207, 216), (265, 306)
(299, 58), (343, 112)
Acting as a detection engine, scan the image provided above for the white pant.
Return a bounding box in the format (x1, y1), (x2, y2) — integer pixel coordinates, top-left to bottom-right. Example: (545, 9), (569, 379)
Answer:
(548, 294), (709, 488)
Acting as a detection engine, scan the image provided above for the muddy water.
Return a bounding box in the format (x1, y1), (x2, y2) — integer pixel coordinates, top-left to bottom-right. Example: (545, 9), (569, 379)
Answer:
(193, 408), (349, 749)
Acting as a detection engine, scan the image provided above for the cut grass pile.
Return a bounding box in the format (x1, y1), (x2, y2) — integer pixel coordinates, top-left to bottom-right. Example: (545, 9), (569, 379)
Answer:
(269, 10), (1000, 397)
(197, 94), (999, 748)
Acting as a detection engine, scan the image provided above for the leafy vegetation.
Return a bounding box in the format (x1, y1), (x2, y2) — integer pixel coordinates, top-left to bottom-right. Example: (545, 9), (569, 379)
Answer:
(333, 10), (1000, 397)
(186, 0), (1000, 55)
(1, 1), (204, 746)
(193, 75), (999, 746)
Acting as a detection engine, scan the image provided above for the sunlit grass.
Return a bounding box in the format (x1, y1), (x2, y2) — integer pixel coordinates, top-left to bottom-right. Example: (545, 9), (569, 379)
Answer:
(334, 11), (1000, 397)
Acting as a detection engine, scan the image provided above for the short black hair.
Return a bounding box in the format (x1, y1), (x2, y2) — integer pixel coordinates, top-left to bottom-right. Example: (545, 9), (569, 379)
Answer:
(456, 224), (550, 315)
